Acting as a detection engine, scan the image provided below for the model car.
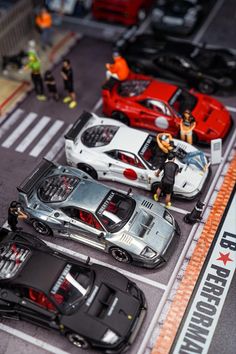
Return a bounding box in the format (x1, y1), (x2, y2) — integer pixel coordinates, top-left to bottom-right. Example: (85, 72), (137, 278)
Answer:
(0, 228), (146, 353)
(116, 32), (236, 94)
(151, 0), (203, 36)
(92, 0), (153, 26)
(65, 111), (209, 199)
(102, 73), (231, 144)
(17, 159), (180, 269)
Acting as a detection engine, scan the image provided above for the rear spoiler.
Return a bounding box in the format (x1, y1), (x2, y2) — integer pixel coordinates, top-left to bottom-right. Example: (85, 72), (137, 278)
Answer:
(17, 159), (56, 196)
(64, 111), (93, 141)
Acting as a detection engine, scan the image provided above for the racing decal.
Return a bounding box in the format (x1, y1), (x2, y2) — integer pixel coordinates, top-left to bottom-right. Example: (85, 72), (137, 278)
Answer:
(123, 168), (137, 180)
(107, 297), (119, 316)
(97, 191), (115, 215)
(171, 188), (236, 354)
(51, 264), (71, 294)
(154, 116), (169, 129)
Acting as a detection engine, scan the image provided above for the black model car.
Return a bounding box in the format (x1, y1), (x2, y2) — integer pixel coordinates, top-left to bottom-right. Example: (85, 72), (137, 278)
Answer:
(151, 0), (203, 36)
(117, 33), (236, 94)
(0, 228), (146, 353)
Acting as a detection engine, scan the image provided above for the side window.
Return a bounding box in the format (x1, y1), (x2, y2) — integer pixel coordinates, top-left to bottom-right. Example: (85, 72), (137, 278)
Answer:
(148, 100), (171, 116)
(28, 288), (57, 312)
(117, 151), (145, 169)
(62, 207), (103, 230)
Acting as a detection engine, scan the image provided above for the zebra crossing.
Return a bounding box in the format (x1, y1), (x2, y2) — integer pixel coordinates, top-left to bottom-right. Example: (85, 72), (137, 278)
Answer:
(0, 108), (71, 160)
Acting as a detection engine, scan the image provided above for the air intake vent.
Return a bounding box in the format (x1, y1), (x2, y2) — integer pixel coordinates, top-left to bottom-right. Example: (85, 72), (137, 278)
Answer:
(120, 234), (133, 245)
(141, 200), (153, 209)
(0, 244), (29, 279)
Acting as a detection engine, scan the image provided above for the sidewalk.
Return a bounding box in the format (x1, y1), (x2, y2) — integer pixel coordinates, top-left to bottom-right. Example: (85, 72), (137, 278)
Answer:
(0, 29), (80, 120)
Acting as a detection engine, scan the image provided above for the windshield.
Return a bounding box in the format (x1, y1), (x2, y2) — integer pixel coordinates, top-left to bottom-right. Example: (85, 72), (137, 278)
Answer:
(139, 135), (167, 170)
(50, 263), (92, 313)
(169, 88), (197, 115)
(96, 191), (135, 233)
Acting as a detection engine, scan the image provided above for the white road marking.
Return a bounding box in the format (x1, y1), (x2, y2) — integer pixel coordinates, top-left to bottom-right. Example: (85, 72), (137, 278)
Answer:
(159, 203), (189, 215)
(0, 324), (70, 354)
(29, 120), (64, 157)
(1, 112), (37, 148)
(15, 116), (51, 153)
(92, 97), (103, 112)
(192, 0), (225, 43)
(44, 124), (72, 161)
(45, 241), (167, 291)
(0, 108), (24, 139)
(226, 105), (236, 113)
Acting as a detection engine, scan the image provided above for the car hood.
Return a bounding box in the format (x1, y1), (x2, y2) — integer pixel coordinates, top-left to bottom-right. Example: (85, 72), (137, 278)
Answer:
(61, 281), (141, 340)
(127, 203), (175, 254)
(192, 93), (231, 141)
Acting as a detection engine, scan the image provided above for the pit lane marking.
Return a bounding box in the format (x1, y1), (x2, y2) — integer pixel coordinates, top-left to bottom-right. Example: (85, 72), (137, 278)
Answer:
(44, 124), (73, 161)
(0, 108), (24, 139)
(0, 323), (70, 354)
(45, 241), (167, 291)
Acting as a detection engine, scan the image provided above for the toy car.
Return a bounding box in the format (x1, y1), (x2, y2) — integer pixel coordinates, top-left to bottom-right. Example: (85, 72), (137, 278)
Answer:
(92, 0), (153, 26)
(151, 0), (203, 36)
(0, 228), (146, 353)
(102, 74), (232, 144)
(17, 159), (180, 269)
(116, 32), (236, 94)
(65, 111), (209, 199)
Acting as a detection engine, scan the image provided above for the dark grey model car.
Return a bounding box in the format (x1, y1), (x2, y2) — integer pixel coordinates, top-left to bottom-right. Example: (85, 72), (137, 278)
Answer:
(17, 159), (180, 269)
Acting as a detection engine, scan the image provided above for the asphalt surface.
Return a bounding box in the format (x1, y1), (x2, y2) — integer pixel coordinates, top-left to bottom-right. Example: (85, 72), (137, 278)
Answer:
(0, 0), (236, 353)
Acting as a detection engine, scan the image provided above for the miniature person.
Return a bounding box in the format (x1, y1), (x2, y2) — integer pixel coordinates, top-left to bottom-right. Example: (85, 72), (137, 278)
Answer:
(180, 109), (196, 145)
(44, 70), (59, 101)
(35, 7), (53, 50)
(153, 152), (179, 208)
(61, 59), (77, 109)
(25, 51), (46, 101)
(106, 52), (130, 81)
(8, 201), (28, 232)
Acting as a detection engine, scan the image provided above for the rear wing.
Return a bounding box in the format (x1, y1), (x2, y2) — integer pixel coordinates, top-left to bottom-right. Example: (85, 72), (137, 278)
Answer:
(64, 111), (93, 142)
(17, 159), (56, 196)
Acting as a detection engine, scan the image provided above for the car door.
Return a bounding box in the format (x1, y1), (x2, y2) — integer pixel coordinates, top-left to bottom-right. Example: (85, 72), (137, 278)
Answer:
(105, 149), (150, 189)
(60, 206), (108, 251)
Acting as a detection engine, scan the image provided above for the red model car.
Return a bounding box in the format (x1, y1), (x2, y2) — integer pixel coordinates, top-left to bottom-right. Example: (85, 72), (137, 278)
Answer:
(92, 0), (153, 26)
(102, 74), (231, 144)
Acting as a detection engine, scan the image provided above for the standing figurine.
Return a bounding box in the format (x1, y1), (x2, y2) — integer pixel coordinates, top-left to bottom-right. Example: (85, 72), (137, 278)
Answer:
(61, 59), (77, 109)
(8, 201), (28, 232)
(153, 152), (179, 208)
(35, 7), (53, 50)
(180, 109), (196, 145)
(26, 51), (46, 101)
(44, 70), (59, 101)
(106, 52), (130, 81)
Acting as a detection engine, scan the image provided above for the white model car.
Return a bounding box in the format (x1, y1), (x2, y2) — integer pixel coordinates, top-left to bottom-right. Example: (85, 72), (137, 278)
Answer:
(65, 112), (209, 199)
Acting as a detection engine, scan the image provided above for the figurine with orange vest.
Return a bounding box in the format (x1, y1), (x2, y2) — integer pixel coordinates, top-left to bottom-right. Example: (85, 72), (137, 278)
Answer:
(106, 52), (130, 81)
(35, 7), (53, 50)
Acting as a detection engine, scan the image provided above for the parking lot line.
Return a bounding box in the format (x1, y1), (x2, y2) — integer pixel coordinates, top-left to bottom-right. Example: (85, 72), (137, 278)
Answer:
(45, 241), (167, 291)
(0, 323), (70, 354)
(226, 105), (236, 113)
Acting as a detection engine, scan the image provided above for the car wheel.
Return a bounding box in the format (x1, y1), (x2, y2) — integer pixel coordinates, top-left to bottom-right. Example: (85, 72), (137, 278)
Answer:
(110, 247), (132, 263)
(66, 333), (89, 349)
(111, 111), (130, 125)
(151, 182), (160, 194)
(198, 79), (216, 94)
(32, 220), (52, 236)
(77, 164), (98, 179)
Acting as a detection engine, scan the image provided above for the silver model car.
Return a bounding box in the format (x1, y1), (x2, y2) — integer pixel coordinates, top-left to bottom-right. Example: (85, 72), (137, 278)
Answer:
(17, 159), (180, 269)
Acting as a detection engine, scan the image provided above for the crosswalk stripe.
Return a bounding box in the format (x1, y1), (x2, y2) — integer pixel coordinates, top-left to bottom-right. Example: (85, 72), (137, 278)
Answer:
(15, 116), (51, 153)
(29, 120), (64, 157)
(44, 124), (72, 160)
(1, 112), (37, 148)
(0, 108), (24, 140)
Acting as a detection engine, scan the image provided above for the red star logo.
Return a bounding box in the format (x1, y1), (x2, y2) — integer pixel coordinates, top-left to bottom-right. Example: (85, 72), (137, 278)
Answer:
(217, 252), (233, 266)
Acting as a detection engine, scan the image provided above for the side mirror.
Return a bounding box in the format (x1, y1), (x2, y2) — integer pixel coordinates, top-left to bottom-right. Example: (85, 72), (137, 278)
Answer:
(98, 232), (105, 240)
(127, 188), (132, 195)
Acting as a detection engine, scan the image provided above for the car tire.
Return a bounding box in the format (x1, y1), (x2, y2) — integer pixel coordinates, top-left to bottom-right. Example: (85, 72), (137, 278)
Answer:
(66, 333), (89, 349)
(198, 79), (216, 94)
(77, 164), (98, 179)
(32, 220), (52, 236)
(111, 111), (130, 126)
(110, 247), (132, 263)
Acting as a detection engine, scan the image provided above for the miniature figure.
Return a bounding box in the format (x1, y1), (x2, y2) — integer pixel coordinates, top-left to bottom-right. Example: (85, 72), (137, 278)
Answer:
(7, 201), (27, 232)
(44, 70), (59, 101)
(25, 51), (46, 101)
(180, 109), (196, 145)
(106, 52), (130, 81)
(35, 7), (53, 50)
(61, 59), (77, 109)
(184, 200), (205, 224)
(153, 152), (179, 208)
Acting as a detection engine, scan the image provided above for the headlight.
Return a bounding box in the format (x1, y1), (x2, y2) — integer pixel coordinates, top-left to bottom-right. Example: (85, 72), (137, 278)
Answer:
(141, 246), (157, 259)
(101, 329), (119, 345)
(164, 210), (173, 225)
